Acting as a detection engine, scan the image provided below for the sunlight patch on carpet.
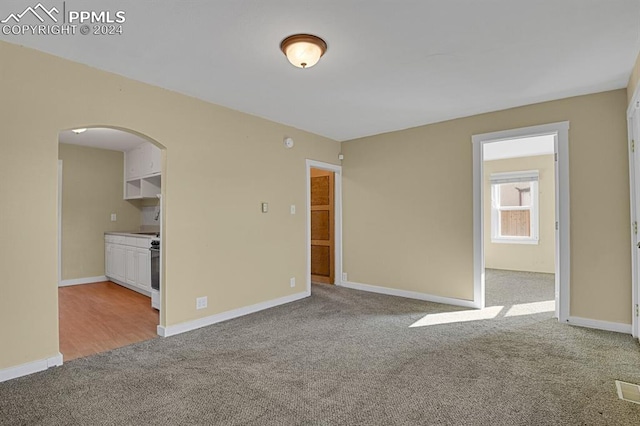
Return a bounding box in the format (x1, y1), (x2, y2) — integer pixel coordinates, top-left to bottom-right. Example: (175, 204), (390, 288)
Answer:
(504, 300), (555, 317)
(409, 306), (503, 327)
(409, 300), (555, 327)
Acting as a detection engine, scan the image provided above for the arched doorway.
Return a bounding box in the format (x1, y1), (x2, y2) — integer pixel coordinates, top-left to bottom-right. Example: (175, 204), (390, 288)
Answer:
(57, 126), (166, 361)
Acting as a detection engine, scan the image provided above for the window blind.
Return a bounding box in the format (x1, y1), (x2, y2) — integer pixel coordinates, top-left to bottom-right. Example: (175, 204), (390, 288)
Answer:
(489, 170), (539, 184)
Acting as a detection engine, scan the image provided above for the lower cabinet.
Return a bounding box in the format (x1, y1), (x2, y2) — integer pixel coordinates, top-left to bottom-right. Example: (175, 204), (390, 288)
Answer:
(105, 235), (152, 295)
(136, 248), (151, 290)
(125, 247), (137, 286)
(107, 243), (126, 283)
(105, 243), (113, 277)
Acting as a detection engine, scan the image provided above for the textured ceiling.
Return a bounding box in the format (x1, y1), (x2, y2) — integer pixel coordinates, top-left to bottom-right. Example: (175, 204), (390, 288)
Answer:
(2, 0), (639, 141)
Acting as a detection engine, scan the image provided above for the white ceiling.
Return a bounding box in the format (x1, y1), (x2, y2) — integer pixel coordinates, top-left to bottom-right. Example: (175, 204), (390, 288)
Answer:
(59, 128), (146, 152)
(2, 1), (640, 141)
(483, 135), (555, 161)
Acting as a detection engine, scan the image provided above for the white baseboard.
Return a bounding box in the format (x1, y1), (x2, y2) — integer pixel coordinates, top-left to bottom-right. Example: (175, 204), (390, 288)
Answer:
(157, 290), (310, 337)
(339, 280), (479, 309)
(0, 353), (63, 383)
(567, 316), (632, 334)
(58, 275), (107, 287)
(106, 278), (151, 297)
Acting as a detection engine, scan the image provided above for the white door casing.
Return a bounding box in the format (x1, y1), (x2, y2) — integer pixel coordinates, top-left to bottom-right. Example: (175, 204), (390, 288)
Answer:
(305, 159), (343, 295)
(627, 96), (640, 340)
(58, 160), (63, 285)
(472, 122), (570, 321)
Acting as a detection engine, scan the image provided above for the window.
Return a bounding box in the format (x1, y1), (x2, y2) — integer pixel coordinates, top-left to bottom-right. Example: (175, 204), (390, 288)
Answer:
(490, 170), (539, 244)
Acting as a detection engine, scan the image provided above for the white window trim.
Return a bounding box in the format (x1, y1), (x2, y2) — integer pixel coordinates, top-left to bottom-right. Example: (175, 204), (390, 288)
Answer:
(490, 175), (539, 244)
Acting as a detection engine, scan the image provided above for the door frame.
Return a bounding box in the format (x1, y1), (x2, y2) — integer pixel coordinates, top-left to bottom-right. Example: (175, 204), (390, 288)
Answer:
(627, 89), (640, 340)
(58, 159), (63, 284)
(306, 159), (343, 294)
(472, 121), (570, 322)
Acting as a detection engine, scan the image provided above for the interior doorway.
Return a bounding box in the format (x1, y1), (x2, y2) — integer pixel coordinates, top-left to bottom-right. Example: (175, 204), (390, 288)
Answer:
(57, 126), (166, 361)
(481, 136), (557, 312)
(483, 135), (556, 312)
(306, 160), (342, 293)
(310, 168), (335, 284)
(472, 122), (570, 322)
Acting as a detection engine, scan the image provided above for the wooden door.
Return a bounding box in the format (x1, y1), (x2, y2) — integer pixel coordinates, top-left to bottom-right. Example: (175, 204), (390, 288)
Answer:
(311, 169), (334, 284)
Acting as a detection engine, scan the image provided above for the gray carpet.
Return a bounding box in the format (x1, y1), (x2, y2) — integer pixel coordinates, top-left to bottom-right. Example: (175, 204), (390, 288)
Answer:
(2, 270), (640, 425)
(486, 268), (555, 306)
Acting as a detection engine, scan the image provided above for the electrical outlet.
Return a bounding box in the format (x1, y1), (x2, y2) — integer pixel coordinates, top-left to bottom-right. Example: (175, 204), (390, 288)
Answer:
(261, 202), (268, 213)
(342, 272), (348, 282)
(290, 205), (296, 214)
(110, 213), (117, 222)
(290, 277), (295, 288)
(196, 296), (207, 310)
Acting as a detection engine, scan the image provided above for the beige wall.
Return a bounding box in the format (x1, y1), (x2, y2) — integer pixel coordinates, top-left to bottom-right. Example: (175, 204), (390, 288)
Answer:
(628, 51), (640, 104)
(0, 42), (340, 370)
(483, 155), (555, 273)
(342, 90), (631, 323)
(59, 143), (142, 280)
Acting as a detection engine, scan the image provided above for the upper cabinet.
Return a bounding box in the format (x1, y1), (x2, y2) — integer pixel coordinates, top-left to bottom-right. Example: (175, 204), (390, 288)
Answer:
(124, 142), (162, 199)
(140, 143), (162, 177)
(125, 146), (142, 179)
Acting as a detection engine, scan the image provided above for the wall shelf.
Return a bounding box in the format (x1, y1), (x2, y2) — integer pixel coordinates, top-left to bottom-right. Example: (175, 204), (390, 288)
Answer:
(125, 174), (161, 200)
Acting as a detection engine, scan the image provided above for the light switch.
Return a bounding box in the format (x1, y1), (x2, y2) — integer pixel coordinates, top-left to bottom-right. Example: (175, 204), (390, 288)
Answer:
(110, 213), (117, 222)
(261, 202), (268, 213)
(290, 205), (296, 214)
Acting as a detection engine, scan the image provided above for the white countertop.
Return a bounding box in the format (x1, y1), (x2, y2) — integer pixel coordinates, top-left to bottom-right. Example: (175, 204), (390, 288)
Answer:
(105, 231), (159, 239)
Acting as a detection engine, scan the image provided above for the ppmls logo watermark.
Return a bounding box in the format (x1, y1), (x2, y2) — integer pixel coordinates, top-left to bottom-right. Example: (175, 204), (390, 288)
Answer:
(1, 2), (126, 36)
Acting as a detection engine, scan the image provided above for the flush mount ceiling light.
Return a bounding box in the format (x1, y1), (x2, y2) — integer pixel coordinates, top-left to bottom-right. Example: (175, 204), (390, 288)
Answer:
(72, 128), (87, 134)
(280, 34), (327, 69)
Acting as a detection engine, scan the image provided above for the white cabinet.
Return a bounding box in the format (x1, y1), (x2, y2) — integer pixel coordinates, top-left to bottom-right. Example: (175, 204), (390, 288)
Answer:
(140, 143), (161, 177)
(124, 142), (162, 200)
(125, 146), (142, 179)
(112, 244), (126, 283)
(136, 248), (151, 290)
(151, 146), (161, 175)
(125, 247), (137, 285)
(105, 243), (113, 277)
(105, 236), (126, 283)
(105, 235), (153, 295)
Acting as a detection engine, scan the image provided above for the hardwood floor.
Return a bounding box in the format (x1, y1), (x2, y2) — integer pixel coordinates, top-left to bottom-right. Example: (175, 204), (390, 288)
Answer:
(58, 281), (159, 361)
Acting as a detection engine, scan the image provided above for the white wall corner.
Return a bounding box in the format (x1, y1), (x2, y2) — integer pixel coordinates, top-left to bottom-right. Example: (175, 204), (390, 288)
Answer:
(157, 291), (310, 338)
(48, 353), (63, 367)
(0, 352), (63, 383)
